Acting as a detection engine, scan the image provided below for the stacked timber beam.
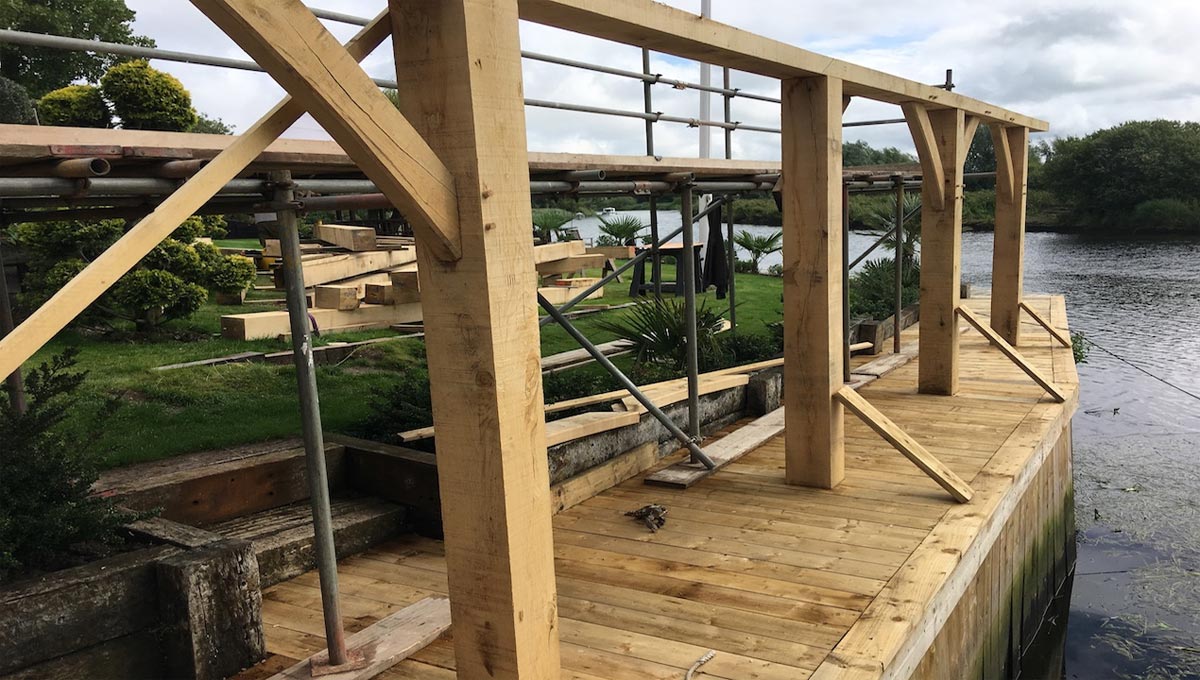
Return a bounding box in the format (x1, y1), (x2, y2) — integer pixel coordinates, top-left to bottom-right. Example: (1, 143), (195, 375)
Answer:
(221, 238), (603, 340)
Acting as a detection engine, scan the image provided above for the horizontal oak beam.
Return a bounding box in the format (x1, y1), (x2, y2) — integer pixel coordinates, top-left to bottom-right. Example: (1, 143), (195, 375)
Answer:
(192, 0), (462, 261)
(518, 0), (1048, 131)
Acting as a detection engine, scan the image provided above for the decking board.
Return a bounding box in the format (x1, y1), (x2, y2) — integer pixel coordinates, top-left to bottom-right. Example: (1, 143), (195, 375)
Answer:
(235, 295), (1077, 680)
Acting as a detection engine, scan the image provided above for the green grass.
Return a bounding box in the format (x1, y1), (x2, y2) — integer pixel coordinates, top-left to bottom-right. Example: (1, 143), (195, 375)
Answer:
(17, 265), (784, 469)
(214, 238), (263, 250)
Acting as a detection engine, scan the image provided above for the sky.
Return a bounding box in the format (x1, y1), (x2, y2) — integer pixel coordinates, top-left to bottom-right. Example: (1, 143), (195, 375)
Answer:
(122, 0), (1200, 162)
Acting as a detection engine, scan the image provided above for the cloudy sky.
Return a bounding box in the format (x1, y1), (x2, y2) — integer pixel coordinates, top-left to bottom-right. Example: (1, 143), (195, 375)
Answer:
(124, 0), (1200, 161)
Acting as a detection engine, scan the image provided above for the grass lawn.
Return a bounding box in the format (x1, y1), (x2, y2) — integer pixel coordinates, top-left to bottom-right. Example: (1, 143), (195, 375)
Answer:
(16, 265), (783, 469)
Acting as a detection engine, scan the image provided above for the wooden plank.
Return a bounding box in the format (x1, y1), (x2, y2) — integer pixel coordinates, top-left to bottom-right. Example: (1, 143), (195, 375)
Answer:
(645, 406), (784, 488)
(546, 410), (641, 447)
(0, 13), (392, 383)
(538, 285), (602, 304)
(536, 254), (607, 276)
(277, 249), (416, 289)
(267, 597), (450, 680)
(221, 302), (423, 340)
(517, 0), (1048, 131)
(956, 306), (1067, 403)
(533, 240), (586, 263)
(192, 0), (461, 262)
(389, 1), (561, 677)
(1019, 300), (1071, 348)
(363, 283), (396, 306)
(990, 125), (1029, 346)
(619, 373), (749, 413)
(782, 74), (845, 488)
(912, 106), (965, 396)
(550, 443), (658, 513)
(834, 386), (973, 503)
(314, 223), (377, 251)
(313, 285), (359, 311)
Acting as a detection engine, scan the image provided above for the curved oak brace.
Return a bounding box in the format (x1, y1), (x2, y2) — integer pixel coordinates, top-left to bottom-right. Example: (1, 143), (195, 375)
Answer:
(191, 0), (463, 262)
(834, 386), (973, 503)
(902, 102), (946, 209)
(0, 12), (393, 383)
(957, 305), (1067, 403)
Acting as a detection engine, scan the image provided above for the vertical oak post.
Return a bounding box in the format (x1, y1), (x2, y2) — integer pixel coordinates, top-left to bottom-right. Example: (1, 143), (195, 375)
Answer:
(907, 106), (965, 395)
(782, 75), (845, 489)
(390, 2), (561, 678)
(990, 125), (1030, 346)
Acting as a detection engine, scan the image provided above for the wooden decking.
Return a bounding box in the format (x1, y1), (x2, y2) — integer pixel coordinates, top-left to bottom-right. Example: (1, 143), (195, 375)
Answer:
(235, 295), (1078, 680)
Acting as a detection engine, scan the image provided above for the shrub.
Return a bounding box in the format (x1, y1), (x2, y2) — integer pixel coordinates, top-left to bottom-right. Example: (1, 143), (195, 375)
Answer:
(0, 76), (35, 124)
(729, 197), (781, 226)
(1131, 198), (1200, 232)
(143, 239), (203, 280)
(350, 367), (434, 447)
(597, 297), (727, 373)
(204, 251), (256, 295)
(766, 263), (783, 277)
(849, 258), (920, 321)
(0, 349), (139, 582)
(101, 59), (197, 131)
(734, 258), (757, 274)
(37, 84), (111, 127)
(110, 269), (207, 331)
(715, 330), (782, 366)
(189, 113), (233, 135)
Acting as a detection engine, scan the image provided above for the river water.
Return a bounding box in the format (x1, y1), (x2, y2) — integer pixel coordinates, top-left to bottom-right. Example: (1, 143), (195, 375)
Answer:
(571, 211), (1200, 678)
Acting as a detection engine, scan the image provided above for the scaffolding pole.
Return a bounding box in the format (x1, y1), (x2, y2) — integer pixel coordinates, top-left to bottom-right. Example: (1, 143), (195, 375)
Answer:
(680, 185), (701, 443)
(272, 170), (352, 670)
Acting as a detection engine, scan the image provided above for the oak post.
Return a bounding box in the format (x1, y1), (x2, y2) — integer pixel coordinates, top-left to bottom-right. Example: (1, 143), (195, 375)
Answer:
(781, 75), (845, 488)
(390, 2), (561, 678)
(990, 125), (1030, 345)
(907, 106), (965, 395)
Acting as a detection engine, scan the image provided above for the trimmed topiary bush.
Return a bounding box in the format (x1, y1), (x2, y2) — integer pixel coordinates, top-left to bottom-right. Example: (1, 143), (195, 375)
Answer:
(101, 59), (197, 131)
(38, 84), (112, 128)
(0, 75), (36, 124)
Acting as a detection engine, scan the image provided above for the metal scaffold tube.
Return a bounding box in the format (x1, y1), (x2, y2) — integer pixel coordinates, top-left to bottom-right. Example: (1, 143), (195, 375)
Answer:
(538, 293), (715, 469)
(680, 186), (702, 442)
(272, 170), (351, 668)
(895, 179), (906, 354)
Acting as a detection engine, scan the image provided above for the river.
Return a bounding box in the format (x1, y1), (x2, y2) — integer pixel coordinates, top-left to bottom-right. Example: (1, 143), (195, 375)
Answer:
(571, 211), (1200, 678)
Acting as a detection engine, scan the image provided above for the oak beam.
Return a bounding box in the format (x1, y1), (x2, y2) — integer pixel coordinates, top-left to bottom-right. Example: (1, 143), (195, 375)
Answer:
(518, 0), (1049, 130)
(957, 306), (1067, 402)
(990, 125), (1029, 345)
(909, 105), (965, 395)
(191, 0), (462, 262)
(390, 2), (560, 678)
(782, 74), (845, 489)
(0, 13), (392, 383)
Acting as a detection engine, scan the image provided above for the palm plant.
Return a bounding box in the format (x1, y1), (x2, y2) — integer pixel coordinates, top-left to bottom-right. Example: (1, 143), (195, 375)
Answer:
(597, 297), (726, 371)
(531, 208), (575, 243)
(870, 193), (922, 268)
(597, 215), (646, 246)
(732, 229), (783, 273)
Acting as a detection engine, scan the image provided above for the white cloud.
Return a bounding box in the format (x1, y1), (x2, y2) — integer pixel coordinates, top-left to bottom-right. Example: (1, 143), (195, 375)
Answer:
(123, 0), (1200, 160)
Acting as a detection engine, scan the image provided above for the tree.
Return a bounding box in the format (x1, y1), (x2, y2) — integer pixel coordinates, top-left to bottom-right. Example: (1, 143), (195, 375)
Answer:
(37, 84), (112, 128)
(531, 208), (574, 243)
(1041, 120), (1200, 230)
(190, 114), (234, 135)
(0, 75), (35, 123)
(0, 0), (154, 98)
(732, 229), (783, 273)
(843, 140), (916, 167)
(100, 59), (197, 131)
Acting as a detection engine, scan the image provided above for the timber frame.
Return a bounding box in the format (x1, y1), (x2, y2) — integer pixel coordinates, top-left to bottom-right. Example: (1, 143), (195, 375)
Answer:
(0, 2), (1051, 677)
